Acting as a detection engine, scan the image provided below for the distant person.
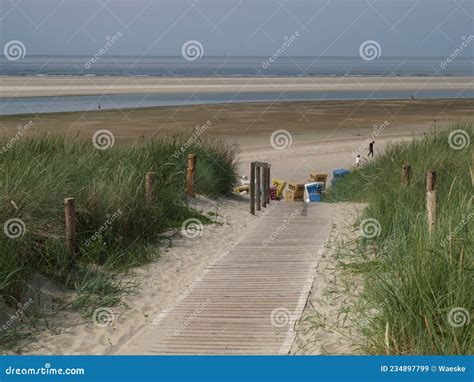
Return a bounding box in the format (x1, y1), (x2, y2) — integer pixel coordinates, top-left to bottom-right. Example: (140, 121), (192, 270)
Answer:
(368, 141), (375, 157)
(411, 95), (415, 101)
(98, 103), (101, 109)
(356, 154), (361, 168)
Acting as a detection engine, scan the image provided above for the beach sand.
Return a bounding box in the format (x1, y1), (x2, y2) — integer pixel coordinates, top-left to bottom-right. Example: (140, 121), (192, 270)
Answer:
(1, 76), (473, 98)
(3, 97), (473, 354)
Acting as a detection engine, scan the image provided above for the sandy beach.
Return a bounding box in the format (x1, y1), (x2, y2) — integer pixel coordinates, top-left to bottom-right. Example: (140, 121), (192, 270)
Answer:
(1, 97), (473, 182)
(2, 90), (473, 355)
(1, 76), (473, 98)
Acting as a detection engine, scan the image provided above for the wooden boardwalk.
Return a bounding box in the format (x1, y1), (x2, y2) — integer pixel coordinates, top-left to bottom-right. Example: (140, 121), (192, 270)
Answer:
(124, 202), (333, 354)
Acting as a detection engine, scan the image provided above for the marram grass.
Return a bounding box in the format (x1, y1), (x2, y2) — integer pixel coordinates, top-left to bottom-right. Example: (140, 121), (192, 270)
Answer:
(327, 123), (473, 355)
(0, 134), (237, 350)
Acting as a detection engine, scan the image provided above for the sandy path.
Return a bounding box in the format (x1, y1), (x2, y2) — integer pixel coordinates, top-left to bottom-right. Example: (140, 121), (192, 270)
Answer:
(27, 196), (255, 355)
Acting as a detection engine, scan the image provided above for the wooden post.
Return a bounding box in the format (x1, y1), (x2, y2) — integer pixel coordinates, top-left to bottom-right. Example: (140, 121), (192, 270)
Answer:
(262, 167), (267, 208)
(426, 171), (437, 235)
(426, 171), (436, 192)
(145, 172), (156, 204)
(401, 162), (411, 186)
(250, 162), (256, 215)
(267, 166), (271, 204)
(186, 154), (196, 197)
(256, 165), (261, 211)
(64, 198), (76, 258)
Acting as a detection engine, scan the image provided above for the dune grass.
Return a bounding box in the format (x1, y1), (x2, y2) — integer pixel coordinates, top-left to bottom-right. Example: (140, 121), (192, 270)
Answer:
(326, 124), (473, 355)
(0, 134), (237, 349)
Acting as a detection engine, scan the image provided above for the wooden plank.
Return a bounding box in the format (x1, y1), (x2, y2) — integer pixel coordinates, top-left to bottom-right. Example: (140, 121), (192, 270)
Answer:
(121, 203), (334, 355)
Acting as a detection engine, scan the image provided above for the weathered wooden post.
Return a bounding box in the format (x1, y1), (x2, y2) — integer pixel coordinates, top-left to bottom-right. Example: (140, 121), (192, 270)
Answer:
(64, 198), (76, 258)
(250, 162), (256, 215)
(256, 165), (261, 211)
(186, 154), (196, 197)
(426, 171), (437, 235)
(402, 162), (411, 186)
(267, 165), (271, 204)
(262, 166), (267, 209)
(145, 172), (156, 204)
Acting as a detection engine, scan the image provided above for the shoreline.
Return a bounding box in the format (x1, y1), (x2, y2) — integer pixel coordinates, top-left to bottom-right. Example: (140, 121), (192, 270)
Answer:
(1, 76), (473, 98)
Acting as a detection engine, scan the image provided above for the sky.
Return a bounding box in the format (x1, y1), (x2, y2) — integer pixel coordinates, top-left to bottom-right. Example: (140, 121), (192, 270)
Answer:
(0, 0), (473, 58)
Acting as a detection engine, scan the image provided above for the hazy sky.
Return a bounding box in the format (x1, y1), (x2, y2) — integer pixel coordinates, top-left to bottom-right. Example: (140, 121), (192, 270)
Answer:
(1, 0), (473, 57)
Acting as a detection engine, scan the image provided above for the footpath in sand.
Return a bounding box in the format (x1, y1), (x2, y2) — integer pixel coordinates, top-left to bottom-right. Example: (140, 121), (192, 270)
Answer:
(118, 202), (333, 354)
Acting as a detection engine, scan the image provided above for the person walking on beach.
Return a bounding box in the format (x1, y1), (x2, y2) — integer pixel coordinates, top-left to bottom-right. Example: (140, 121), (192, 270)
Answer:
(368, 141), (375, 157)
(356, 154), (361, 168)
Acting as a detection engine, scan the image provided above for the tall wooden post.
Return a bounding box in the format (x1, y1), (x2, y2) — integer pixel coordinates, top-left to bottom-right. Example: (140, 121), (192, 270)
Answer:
(262, 167), (267, 208)
(256, 165), (261, 211)
(186, 154), (196, 197)
(64, 198), (76, 258)
(145, 172), (156, 204)
(267, 166), (271, 204)
(401, 162), (411, 186)
(250, 162), (256, 215)
(426, 171), (437, 235)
